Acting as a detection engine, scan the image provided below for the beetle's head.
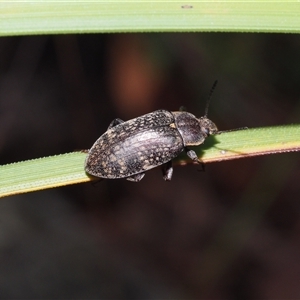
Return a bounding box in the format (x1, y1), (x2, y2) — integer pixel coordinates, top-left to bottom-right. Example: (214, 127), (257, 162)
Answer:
(199, 116), (218, 137)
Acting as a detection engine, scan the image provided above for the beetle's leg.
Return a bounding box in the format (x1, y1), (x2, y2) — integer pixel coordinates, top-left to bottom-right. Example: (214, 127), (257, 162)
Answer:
(162, 160), (173, 181)
(185, 148), (201, 162)
(92, 178), (104, 185)
(126, 173), (145, 182)
(185, 148), (205, 171)
(107, 118), (124, 130)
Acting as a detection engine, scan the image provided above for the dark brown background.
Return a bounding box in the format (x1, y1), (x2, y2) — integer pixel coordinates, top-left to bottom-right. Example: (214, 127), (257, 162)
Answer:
(0, 33), (299, 299)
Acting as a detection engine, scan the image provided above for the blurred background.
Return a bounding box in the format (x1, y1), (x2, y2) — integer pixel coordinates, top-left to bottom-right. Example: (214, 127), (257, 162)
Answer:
(0, 33), (299, 299)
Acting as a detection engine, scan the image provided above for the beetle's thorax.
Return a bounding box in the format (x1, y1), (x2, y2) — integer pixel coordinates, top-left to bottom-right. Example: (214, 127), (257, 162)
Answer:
(172, 111), (218, 146)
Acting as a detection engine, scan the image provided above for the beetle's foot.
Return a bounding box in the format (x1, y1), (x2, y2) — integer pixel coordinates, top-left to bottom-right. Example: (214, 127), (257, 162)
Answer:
(107, 118), (124, 129)
(162, 161), (173, 181)
(126, 173), (145, 182)
(198, 162), (205, 172)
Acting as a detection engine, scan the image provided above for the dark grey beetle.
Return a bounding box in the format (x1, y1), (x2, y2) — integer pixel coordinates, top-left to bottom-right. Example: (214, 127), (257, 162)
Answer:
(84, 108), (218, 182)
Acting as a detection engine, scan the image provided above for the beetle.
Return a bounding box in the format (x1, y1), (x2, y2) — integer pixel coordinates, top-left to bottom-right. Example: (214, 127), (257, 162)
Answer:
(85, 81), (220, 182)
(84, 109), (218, 182)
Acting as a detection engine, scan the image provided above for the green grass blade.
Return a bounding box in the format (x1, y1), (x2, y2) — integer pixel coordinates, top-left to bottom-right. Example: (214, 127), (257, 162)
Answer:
(0, 152), (89, 198)
(193, 124), (300, 163)
(1, 1), (300, 36)
(0, 125), (299, 198)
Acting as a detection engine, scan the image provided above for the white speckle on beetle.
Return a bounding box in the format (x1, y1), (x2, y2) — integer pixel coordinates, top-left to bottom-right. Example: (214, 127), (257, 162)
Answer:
(119, 160), (126, 166)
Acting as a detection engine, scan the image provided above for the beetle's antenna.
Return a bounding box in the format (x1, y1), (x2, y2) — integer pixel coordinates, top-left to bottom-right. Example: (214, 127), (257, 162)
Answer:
(216, 127), (248, 134)
(204, 80), (218, 117)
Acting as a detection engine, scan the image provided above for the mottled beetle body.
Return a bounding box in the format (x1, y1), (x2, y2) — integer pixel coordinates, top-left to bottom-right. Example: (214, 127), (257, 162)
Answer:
(85, 109), (218, 182)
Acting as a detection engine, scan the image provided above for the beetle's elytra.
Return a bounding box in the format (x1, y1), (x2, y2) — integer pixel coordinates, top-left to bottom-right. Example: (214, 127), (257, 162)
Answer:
(84, 109), (218, 182)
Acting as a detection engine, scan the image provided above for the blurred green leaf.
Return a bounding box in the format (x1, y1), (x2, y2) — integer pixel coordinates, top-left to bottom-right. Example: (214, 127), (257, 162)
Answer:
(1, 1), (300, 36)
